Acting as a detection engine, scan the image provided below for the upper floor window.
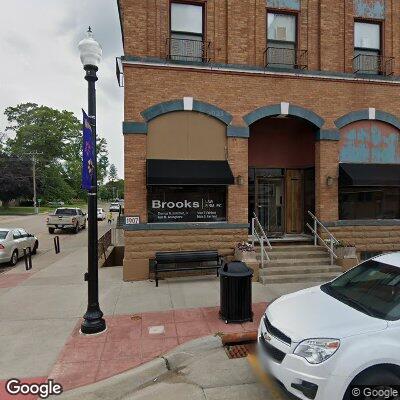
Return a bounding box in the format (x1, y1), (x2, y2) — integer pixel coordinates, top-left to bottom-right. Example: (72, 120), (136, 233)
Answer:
(266, 13), (297, 68)
(354, 21), (381, 74)
(169, 2), (205, 62)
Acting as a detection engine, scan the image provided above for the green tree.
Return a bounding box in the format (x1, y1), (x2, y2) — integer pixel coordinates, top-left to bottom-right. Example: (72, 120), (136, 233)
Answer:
(109, 164), (118, 182)
(0, 131), (7, 154)
(4, 103), (109, 202)
(0, 155), (33, 206)
(99, 179), (124, 201)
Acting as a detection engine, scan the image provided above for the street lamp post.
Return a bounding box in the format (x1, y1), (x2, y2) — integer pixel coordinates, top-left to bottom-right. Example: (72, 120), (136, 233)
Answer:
(78, 27), (106, 335)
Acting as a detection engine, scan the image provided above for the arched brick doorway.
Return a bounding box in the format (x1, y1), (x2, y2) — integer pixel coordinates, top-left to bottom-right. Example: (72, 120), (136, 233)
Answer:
(244, 104), (323, 237)
(248, 117), (317, 236)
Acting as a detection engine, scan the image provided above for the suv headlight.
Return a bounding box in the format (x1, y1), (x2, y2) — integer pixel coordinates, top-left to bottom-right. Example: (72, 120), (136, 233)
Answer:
(294, 339), (340, 364)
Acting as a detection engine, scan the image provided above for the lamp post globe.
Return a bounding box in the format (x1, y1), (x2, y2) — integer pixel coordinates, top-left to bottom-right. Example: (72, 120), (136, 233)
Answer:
(78, 27), (102, 69)
(79, 27), (106, 335)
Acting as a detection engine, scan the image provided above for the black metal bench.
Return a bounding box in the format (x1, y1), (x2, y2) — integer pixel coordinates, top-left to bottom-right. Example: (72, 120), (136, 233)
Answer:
(154, 250), (223, 287)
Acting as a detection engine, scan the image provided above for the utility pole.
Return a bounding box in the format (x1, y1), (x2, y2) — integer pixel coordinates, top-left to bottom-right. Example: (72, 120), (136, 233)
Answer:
(32, 154), (38, 214)
(22, 152), (42, 214)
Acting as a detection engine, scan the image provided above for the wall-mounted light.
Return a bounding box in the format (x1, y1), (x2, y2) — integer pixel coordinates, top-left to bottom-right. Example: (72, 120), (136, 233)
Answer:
(236, 175), (244, 186)
(326, 176), (334, 186)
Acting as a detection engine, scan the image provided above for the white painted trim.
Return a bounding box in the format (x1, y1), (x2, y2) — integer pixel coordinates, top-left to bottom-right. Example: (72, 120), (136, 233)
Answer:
(122, 59), (400, 85)
(183, 97), (193, 111)
(369, 107), (376, 120)
(281, 102), (289, 115)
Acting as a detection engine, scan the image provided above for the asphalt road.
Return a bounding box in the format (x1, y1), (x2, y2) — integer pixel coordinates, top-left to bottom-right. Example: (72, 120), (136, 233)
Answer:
(0, 204), (115, 273)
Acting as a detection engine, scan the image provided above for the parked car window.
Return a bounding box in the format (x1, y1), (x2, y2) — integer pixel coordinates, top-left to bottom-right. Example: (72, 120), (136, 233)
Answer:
(13, 230), (22, 239)
(0, 231), (9, 239)
(321, 260), (400, 320)
(18, 229), (28, 237)
(55, 209), (77, 216)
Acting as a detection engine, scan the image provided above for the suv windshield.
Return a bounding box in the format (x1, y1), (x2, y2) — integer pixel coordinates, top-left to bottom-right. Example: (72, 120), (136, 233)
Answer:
(0, 231), (8, 240)
(55, 209), (77, 216)
(321, 260), (400, 321)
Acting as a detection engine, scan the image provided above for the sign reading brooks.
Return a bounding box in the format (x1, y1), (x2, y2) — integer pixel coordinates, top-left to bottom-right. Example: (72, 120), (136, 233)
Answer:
(148, 187), (226, 223)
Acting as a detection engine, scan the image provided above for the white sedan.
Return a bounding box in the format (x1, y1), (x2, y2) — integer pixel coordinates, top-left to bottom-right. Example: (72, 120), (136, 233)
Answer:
(0, 228), (39, 266)
(258, 252), (400, 400)
(97, 208), (106, 220)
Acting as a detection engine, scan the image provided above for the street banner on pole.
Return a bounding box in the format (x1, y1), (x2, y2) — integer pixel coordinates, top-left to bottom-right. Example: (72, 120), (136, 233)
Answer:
(82, 109), (95, 190)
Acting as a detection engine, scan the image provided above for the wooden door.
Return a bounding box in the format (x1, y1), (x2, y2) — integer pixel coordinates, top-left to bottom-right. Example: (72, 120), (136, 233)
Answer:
(285, 170), (303, 234)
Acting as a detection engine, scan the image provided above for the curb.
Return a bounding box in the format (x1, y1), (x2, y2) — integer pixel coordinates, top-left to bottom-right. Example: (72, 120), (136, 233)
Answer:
(51, 336), (223, 400)
(51, 358), (168, 400)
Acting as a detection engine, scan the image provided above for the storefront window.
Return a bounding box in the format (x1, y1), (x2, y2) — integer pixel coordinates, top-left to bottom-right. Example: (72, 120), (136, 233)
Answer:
(339, 187), (400, 220)
(148, 186), (226, 223)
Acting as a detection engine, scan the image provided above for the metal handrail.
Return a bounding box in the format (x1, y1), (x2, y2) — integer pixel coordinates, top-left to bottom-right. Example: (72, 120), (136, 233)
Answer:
(264, 47), (308, 69)
(353, 53), (394, 76)
(251, 212), (272, 267)
(166, 37), (212, 63)
(306, 211), (339, 265)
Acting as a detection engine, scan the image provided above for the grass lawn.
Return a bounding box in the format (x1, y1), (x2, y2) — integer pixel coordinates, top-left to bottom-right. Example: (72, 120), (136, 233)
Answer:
(0, 202), (88, 216)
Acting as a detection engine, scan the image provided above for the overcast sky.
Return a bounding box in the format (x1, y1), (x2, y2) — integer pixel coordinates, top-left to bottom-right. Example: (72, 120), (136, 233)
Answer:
(0, 0), (124, 178)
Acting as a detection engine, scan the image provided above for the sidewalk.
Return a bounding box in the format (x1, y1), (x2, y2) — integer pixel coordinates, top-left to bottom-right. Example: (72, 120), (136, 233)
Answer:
(49, 336), (289, 400)
(0, 245), (313, 398)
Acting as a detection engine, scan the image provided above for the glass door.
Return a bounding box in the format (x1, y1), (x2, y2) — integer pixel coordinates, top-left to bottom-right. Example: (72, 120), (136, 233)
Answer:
(256, 177), (284, 235)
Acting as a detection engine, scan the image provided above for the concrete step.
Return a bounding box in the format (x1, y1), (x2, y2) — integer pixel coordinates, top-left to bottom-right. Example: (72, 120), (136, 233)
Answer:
(267, 245), (324, 253)
(260, 271), (341, 284)
(260, 265), (342, 277)
(265, 251), (329, 260)
(265, 258), (331, 268)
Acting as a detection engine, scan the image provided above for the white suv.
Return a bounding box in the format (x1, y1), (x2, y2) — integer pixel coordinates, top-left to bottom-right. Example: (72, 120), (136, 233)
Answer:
(258, 252), (400, 400)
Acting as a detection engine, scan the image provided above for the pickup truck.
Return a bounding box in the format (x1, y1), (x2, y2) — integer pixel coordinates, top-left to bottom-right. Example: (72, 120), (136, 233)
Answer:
(47, 208), (87, 234)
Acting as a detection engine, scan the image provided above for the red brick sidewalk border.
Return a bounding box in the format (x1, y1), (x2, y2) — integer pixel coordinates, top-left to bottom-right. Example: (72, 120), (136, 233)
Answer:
(0, 272), (33, 289)
(47, 302), (268, 391)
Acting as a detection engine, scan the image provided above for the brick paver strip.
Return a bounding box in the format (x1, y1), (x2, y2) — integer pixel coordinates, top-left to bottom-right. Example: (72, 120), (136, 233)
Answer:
(0, 302), (267, 394)
(0, 272), (33, 288)
(47, 302), (268, 392)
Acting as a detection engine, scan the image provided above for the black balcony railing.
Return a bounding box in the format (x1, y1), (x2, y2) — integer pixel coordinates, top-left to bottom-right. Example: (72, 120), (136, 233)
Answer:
(353, 54), (394, 76)
(264, 47), (308, 70)
(166, 37), (212, 63)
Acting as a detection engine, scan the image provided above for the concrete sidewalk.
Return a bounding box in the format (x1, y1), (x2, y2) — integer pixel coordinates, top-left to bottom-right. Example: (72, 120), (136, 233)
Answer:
(49, 336), (292, 400)
(0, 241), (315, 399)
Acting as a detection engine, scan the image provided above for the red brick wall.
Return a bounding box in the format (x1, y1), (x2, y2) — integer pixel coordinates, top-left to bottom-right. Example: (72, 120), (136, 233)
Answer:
(119, 0), (399, 74)
(123, 65), (400, 223)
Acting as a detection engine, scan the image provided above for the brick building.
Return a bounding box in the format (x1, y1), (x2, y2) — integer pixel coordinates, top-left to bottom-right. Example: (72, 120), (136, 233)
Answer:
(117, 0), (400, 280)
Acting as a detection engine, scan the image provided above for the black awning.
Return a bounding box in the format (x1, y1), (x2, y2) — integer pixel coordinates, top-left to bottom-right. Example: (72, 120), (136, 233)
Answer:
(147, 159), (234, 185)
(339, 163), (400, 187)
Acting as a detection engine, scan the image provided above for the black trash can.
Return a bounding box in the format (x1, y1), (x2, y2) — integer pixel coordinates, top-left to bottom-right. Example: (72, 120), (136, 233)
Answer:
(219, 261), (253, 323)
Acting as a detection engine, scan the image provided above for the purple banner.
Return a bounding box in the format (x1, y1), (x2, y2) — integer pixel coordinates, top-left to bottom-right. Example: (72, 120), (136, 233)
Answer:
(82, 110), (95, 190)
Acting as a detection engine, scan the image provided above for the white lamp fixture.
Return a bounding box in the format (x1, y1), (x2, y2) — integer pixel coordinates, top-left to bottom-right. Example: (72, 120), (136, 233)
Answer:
(78, 27), (102, 68)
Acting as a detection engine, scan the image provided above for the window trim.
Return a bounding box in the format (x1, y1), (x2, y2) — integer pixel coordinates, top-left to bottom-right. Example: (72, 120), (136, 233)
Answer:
(266, 9), (299, 51)
(354, 19), (383, 54)
(169, 0), (206, 40)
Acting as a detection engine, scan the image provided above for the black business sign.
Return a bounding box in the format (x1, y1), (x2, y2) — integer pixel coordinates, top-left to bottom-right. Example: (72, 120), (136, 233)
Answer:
(148, 186), (226, 223)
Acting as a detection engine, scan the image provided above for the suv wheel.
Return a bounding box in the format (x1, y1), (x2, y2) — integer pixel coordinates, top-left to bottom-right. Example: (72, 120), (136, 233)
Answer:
(10, 250), (18, 266)
(344, 368), (400, 399)
(74, 223), (79, 234)
(48, 228), (55, 234)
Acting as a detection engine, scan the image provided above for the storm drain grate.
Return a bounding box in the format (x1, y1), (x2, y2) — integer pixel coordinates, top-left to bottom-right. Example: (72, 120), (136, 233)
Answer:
(224, 342), (256, 359)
